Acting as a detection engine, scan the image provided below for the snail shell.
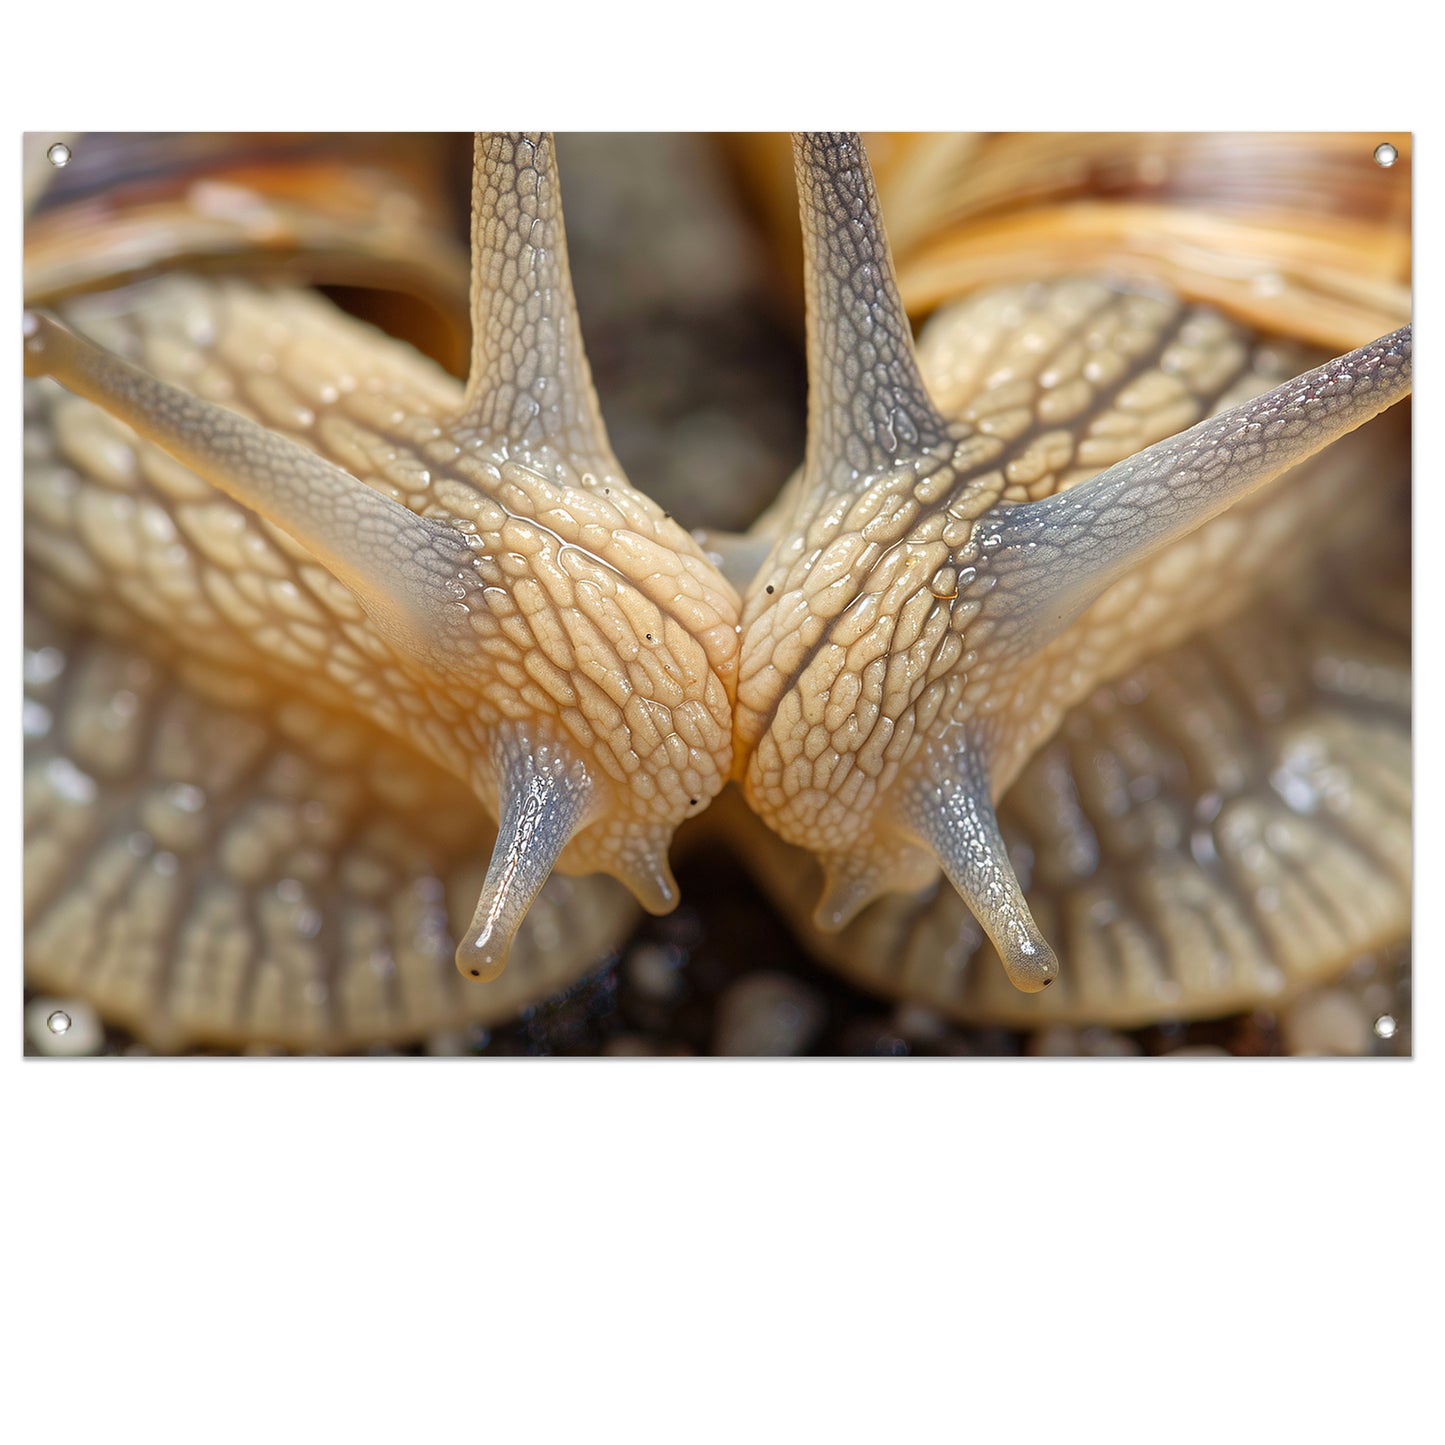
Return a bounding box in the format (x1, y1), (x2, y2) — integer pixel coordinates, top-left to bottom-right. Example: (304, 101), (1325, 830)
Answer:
(23, 131), (1412, 1051)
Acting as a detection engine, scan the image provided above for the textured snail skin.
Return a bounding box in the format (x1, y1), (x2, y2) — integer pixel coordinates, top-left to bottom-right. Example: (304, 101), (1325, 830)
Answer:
(25, 134), (737, 1047)
(733, 134), (1410, 1004)
(23, 131), (1412, 1050)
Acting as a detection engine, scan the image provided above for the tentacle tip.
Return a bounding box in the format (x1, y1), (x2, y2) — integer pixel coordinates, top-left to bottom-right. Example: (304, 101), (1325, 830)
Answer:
(812, 896), (859, 934)
(1000, 936), (1060, 994)
(620, 849), (681, 917)
(455, 927), (511, 984)
(811, 862), (879, 933)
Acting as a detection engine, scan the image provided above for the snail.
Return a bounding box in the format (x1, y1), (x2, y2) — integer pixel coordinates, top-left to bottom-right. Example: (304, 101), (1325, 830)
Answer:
(23, 131), (1412, 1053)
(721, 132), (1413, 1029)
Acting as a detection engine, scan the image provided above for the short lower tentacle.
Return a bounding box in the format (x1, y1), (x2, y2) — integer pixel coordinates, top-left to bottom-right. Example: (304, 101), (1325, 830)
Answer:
(457, 733), (594, 981)
(898, 740), (1059, 993)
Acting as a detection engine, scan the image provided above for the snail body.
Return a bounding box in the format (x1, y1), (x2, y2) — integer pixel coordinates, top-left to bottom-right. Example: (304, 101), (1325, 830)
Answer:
(25, 134), (738, 1049)
(721, 134), (1410, 1027)
(23, 132), (1412, 1051)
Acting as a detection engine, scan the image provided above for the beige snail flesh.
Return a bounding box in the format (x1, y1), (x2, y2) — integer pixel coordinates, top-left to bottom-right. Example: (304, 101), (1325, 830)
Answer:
(24, 133), (738, 1050)
(728, 133), (1410, 1022)
(23, 131), (1412, 1052)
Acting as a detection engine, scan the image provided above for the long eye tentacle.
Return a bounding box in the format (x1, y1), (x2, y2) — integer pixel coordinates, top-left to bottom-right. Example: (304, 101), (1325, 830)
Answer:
(459, 132), (617, 470)
(21, 308), (476, 662)
(982, 325), (1412, 649)
(791, 132), (950, 489)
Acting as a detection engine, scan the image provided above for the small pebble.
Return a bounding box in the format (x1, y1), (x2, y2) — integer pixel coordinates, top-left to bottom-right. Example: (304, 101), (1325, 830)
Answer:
(595, 1040), (690, 1063)
(892, 1002), (949, 1042)
(1080, 1026), (1142, 1057)
(1281, 988), (1373, 1056)
(713, 973), (824, 1056)
(626, 942), (685, 1001)
(603, 1035), (669, 1057)
(603, 1035), (654, 1057)
(1030, 1025), (1081, 1057)
(425, 1031), (471, 1057)
(837, 1019), (911, 1057)
(1028, 1024), (1141, 1057)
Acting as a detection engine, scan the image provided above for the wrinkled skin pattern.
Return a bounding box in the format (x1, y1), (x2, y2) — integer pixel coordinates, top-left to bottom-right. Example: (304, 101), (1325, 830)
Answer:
(23, 132), (1411, 1055)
